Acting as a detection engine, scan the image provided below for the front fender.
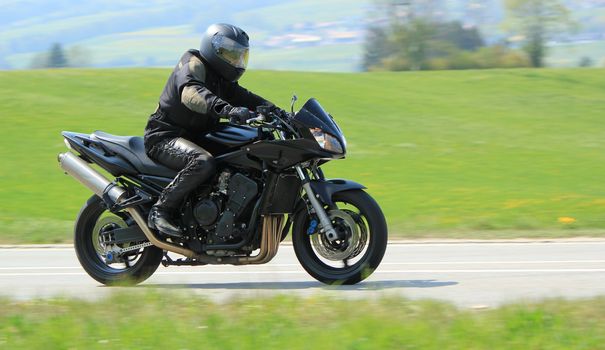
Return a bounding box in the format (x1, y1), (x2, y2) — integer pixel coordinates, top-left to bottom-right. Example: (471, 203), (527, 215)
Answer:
(308, 179), (366, 207)
(287, 179), (366, 240)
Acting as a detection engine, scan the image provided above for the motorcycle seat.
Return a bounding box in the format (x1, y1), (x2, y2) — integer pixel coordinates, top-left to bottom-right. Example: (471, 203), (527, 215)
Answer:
(91, 131), (177, 178)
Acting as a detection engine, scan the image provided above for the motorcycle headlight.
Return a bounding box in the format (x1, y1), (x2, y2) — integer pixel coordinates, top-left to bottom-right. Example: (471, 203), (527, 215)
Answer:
(310, 128), (343, 154)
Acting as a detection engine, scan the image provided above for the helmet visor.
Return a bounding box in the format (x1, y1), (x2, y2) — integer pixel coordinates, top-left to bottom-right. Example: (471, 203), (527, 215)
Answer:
(212, 35), (249, 69)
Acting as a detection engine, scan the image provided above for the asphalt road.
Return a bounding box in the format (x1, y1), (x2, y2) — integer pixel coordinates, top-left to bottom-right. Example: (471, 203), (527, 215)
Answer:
(1, 241), (604, 307)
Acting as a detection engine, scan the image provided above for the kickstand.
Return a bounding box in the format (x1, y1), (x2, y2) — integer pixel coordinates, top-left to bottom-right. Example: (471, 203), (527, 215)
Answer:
(161, 252), (174, 267)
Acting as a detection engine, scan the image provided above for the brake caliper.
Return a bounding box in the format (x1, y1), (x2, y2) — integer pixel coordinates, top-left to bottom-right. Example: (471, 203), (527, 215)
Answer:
(307, 218), (319, 235)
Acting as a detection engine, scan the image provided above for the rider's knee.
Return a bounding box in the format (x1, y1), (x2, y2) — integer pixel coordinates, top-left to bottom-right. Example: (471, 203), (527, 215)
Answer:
(191, 153), (216, 177)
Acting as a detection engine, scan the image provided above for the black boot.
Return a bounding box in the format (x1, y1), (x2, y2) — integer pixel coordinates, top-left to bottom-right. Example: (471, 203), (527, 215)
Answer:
(145, 138), (217, 239)
(148, 206), (183, 238)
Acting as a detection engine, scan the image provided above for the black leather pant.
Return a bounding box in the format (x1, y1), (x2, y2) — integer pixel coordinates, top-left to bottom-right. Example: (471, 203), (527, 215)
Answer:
(146, 137), (216, 211)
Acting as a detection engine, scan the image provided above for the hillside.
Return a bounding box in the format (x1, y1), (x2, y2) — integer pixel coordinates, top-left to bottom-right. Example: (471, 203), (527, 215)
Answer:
(0, 68), (605, 243)
(1, 1), (604, 71)
(0, 0), (367, 71)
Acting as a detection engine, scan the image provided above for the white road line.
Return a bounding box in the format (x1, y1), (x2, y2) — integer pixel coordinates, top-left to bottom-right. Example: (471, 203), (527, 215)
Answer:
(0, 272), (88, 277)
(268, 260), (605, 266)
(0, 267), (82, 270)
(0, 249), (74, 252)
(382, 260), (605, 265)
(1, 260), (605, 271)
(2, 241), (605, 252)
(375, 269), (605, 273)
(2, 269), (605, 277)
(386, 242), (605, 247)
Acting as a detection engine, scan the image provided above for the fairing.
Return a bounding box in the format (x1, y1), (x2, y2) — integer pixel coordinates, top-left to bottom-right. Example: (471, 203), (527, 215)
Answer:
(293, 98), (346, 155)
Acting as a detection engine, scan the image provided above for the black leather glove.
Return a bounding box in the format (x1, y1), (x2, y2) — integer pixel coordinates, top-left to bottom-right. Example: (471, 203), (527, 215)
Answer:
(227, 106), (255, 125)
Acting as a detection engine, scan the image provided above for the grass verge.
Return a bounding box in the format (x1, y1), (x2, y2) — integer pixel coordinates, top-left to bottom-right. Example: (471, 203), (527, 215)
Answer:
(0, 292), (604, 349)
(1, 68), (605, 242)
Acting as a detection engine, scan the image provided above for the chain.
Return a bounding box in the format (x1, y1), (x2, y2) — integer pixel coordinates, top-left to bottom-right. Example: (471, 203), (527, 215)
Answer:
(117, 241), (154, 254)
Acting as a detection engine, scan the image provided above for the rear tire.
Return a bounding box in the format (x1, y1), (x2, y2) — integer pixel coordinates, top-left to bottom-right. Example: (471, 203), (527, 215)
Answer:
(292, 189), (387, 285)
(74, 195), (163, 286)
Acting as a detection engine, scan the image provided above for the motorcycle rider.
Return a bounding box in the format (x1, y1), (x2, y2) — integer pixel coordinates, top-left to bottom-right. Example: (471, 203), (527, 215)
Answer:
(144, 23), (283, 238)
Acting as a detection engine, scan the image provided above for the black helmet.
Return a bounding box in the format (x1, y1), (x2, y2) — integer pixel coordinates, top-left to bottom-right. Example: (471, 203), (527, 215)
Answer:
(199, 23), (250, 82)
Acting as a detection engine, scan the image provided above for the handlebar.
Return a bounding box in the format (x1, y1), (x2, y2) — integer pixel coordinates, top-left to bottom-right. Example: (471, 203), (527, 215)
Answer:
(234, 110), (298, 138)
(245, 115), (266, 124)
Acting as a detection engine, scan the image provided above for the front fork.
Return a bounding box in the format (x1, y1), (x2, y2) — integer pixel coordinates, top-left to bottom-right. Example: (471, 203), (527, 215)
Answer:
(276, 128), (338, 242)
(295, 166), (338, 242)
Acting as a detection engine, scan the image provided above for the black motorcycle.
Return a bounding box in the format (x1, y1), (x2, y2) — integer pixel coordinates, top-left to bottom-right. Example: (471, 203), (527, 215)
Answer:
(58, 97), (387, 285)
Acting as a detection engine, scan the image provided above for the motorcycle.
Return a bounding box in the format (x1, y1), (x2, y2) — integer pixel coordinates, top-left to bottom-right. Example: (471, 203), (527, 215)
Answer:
(58, 96), (387, 285)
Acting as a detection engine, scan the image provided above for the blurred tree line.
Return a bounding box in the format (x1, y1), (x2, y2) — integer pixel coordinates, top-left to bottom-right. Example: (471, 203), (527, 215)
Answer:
(364, 0), (574, 71)
(30, 43), (91, 69)
(504, 0), (574, 68)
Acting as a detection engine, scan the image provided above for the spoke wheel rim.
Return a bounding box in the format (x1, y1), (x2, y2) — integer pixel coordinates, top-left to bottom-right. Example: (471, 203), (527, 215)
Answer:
(308, 201), (371, 270)
(91, 211), (143, 272)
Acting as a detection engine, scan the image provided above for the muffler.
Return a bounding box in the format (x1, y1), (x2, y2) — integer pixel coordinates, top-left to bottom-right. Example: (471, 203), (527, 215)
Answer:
(58, 151), (199, 259)
(58, 151), (284, 265)
(58, 152), (126, 204)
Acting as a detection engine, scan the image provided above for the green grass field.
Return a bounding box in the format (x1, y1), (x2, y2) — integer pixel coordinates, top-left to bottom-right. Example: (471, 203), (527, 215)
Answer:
(1, 293), (604, 349)
(1, 68), (605, 243)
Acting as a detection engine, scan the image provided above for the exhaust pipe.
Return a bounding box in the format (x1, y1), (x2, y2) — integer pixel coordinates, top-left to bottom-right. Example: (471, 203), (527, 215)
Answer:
(58, 151), (200, 258)
(58, 152), (126, 204)
(58, 152), (284, 265)
(58, 151), (209, 260)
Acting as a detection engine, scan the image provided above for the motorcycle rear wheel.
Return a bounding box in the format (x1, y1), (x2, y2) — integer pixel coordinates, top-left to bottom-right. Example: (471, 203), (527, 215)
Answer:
(292, 189), (388, 285)
(74, 195), (163, 286)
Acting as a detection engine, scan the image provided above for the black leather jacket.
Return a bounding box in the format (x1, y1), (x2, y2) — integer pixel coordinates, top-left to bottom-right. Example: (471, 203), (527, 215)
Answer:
(144, 49), (271, 149)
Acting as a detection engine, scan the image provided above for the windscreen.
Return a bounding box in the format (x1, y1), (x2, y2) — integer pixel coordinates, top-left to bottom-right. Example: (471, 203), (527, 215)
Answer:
(294, 99), (343, 139)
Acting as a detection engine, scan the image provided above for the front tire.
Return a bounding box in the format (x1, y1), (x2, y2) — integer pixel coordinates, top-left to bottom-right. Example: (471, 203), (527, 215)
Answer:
(74, 195), (163, 286)
(292, 189), (387, 285)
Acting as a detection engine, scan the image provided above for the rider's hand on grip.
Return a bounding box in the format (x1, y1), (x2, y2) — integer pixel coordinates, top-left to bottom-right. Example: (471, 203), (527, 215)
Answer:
(270, 106), (289, 119)
(228, 107), (255, 125)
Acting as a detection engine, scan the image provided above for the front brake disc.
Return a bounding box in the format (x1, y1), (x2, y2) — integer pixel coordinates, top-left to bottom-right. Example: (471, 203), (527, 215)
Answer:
(311, 209), (359, 261)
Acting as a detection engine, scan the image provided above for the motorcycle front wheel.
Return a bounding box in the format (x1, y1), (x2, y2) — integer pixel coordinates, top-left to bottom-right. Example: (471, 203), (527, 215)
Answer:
(292, 189), (388, 285)
(74, 195), (163, 286)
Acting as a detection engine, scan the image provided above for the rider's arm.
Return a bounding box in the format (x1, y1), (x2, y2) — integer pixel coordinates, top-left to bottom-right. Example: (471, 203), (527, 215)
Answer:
(228, 82), (275, 111)
(178, 54), (233, 120)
